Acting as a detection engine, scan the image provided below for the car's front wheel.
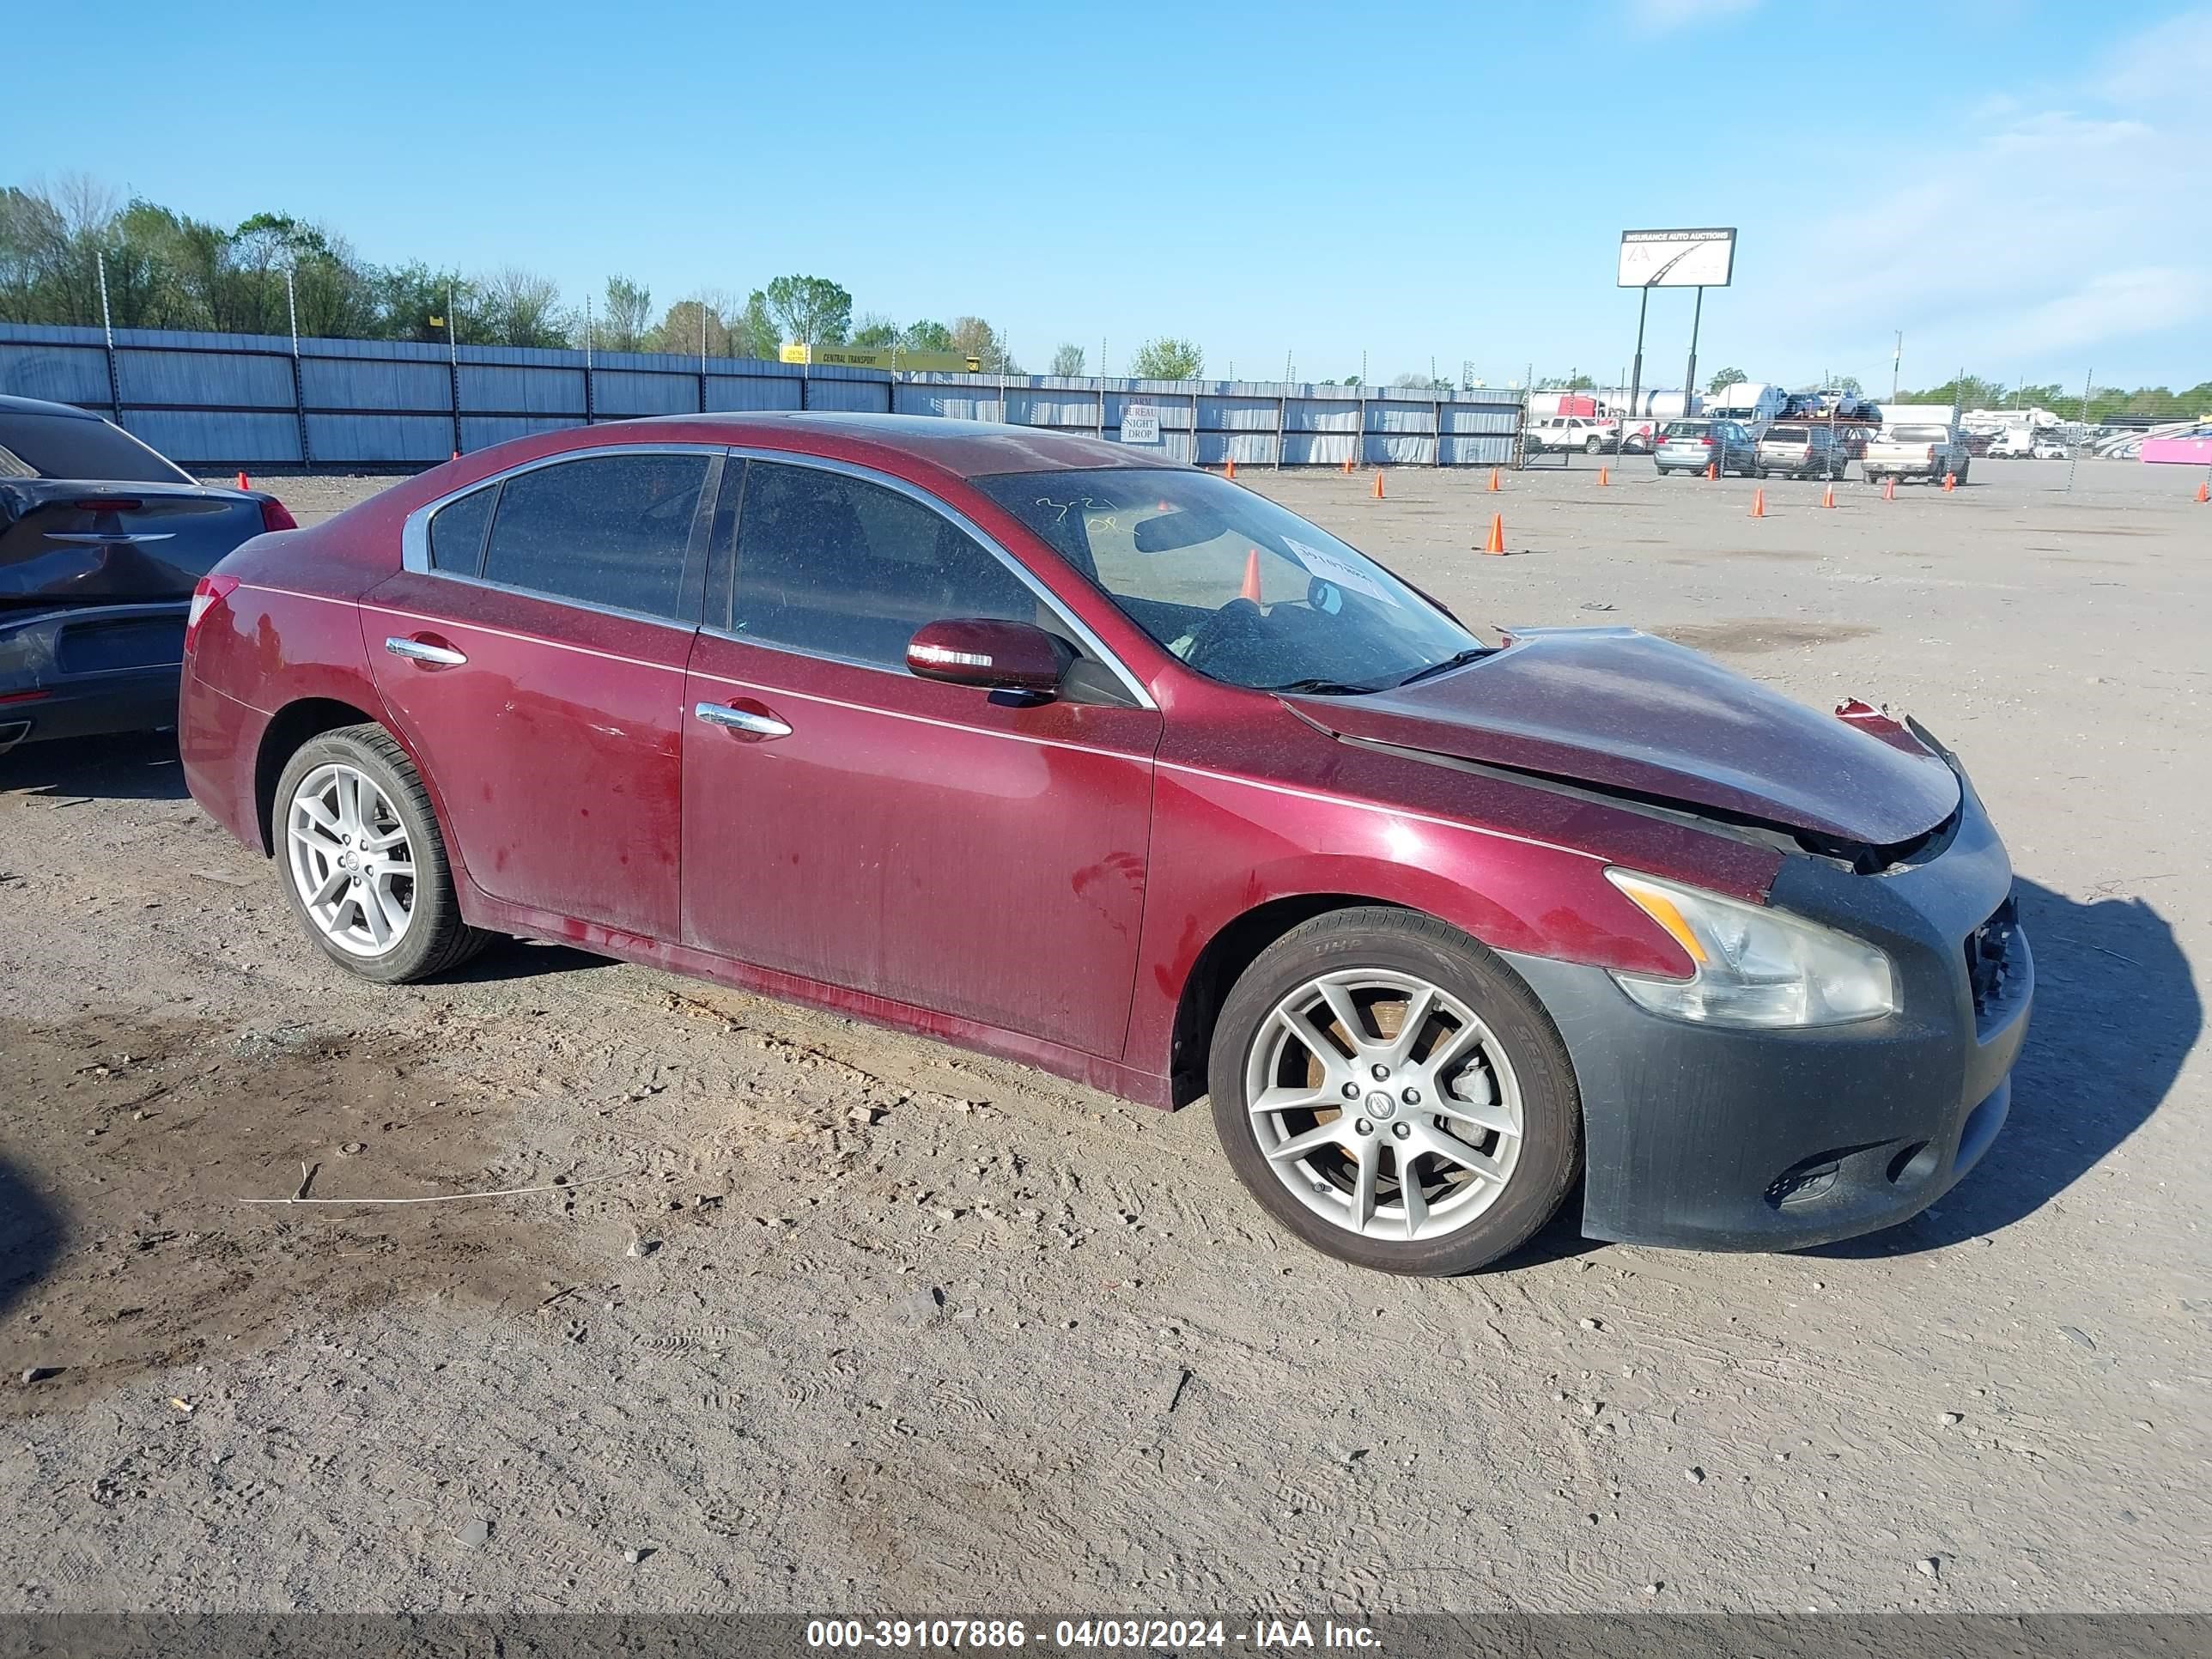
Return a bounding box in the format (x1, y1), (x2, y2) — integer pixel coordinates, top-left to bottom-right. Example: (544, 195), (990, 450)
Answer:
(1209, 908), (1581, 1276)
(273, 723), (488, 983)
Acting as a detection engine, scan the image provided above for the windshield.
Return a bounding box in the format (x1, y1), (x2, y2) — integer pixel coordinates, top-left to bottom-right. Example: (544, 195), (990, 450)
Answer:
(1893, 425), (1949, 441)
(972, 468), (1485, 694)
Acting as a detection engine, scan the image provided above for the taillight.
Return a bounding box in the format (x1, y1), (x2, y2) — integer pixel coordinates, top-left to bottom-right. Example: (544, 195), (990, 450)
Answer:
(1698, 436), (1715, 446)
(260, 498), (299, 532)
(185, 574), (240, 654)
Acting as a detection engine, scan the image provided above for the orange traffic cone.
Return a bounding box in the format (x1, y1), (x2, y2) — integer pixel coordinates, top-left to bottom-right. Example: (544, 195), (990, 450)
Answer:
(1943, 471), (1957, 492)
(236, 471), (250, 490)
(1482, 513), (1505, 555)
(1750, 487), (1765, 518)
(1488, 467), (1501, 493)
(1705, 462), (1717, 481)
(1225, 458), (1237, 480)
(2197, 480), (2208, 503)
(1821, 481), (1836, 508)
(1883, 477), (1896, 501)
(1598, 466), (1609, 487)
(1342, 455), (1354, 474)
(1372, 471), (1386, 500)
(451, 449), (460, 460)
(1240, 547), (1261, 602)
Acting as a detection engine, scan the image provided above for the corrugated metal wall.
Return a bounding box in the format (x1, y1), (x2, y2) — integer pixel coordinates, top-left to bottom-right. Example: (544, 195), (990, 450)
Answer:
(0, 323), (1522, 469)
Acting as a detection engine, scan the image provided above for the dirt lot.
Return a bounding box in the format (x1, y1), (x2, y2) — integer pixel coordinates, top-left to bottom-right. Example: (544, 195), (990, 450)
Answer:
(2, 456), (2206, 1615)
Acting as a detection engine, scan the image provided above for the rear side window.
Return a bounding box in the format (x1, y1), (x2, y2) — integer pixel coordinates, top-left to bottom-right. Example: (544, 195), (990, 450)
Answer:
(0, 410), (194, 484)
(480, 453), (710, 620)
(731, 461), (1041, 669)
(428, 486), (495, 573)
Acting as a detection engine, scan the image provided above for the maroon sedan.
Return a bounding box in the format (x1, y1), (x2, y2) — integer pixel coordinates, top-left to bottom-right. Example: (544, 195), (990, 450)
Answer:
(178, 414), (2030, 1275)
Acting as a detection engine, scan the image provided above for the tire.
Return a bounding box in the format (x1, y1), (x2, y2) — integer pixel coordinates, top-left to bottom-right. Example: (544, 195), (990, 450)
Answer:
(1954, 462), (1969, 485)
(1584, 436), (1603, 455)
(1208, 907), (1582, 1276)
(271, 722), (489, 983)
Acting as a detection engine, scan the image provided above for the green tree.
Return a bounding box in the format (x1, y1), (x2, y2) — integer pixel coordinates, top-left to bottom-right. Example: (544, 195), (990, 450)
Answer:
(1129, 337), (1203, 380)
(902, 319), (954, 353)
(763, 274), (851, 349)
(374, 262), (470, 343)
(599, 276), (653, 353)
(1049, 342), (1086, 376)
(1706, 367), (1747, 393)
(848, 311), (900, 349)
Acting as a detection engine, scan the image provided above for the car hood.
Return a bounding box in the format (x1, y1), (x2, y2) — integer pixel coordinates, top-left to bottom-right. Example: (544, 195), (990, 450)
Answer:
(1289, 627), (1961, 848)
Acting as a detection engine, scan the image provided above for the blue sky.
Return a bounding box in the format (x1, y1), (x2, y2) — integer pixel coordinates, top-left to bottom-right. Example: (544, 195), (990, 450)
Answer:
(8, 0), (2208, 392)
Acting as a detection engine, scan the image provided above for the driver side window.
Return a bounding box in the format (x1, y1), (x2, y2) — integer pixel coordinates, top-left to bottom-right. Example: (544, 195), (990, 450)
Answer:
(729, 461), (1045, 671)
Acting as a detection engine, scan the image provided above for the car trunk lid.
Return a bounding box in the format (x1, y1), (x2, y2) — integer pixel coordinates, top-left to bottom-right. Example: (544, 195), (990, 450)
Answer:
(0, 479), (270, 611)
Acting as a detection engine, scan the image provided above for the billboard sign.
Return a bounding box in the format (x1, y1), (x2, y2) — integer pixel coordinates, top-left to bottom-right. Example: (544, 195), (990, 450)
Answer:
(1618, 228), (1736, 289)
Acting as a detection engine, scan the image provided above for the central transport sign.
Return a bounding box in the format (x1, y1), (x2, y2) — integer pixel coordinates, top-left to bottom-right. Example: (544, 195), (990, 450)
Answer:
(1617, 228), (1737, 288)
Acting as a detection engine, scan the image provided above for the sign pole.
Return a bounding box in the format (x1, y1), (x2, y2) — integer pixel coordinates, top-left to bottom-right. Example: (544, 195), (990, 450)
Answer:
(1684, 285), (1704, 416)
(1625, 285), (1650, 458)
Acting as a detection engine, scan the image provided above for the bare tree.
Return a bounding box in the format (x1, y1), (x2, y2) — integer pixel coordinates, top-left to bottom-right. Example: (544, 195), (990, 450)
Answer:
(475, 267), (568, 348)
(949, 315), (1015, 372)
(1049, 343), (1086, 376)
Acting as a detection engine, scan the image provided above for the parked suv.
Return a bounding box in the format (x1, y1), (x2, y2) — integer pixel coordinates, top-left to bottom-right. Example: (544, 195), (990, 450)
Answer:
(1755, 423), (1850, 480)
(1654, 419), (1756, 477)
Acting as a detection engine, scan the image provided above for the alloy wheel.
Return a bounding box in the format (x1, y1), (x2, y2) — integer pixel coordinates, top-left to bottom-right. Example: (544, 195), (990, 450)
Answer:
(285, 763), (416, 957)
(1243, 969), (1524, 1243)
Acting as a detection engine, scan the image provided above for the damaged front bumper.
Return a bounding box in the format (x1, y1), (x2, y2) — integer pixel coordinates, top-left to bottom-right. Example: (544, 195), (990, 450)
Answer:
(1504, 763), (2031, 1253)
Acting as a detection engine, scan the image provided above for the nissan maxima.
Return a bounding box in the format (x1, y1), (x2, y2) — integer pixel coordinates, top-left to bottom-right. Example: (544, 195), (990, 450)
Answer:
(177, 413), (2030, 1275)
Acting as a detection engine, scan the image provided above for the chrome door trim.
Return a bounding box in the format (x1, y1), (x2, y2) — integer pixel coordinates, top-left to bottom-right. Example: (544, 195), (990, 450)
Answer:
(385, 635), (468, 666)
(719, 447), (1158, 712)
(693, 700), (793, 738)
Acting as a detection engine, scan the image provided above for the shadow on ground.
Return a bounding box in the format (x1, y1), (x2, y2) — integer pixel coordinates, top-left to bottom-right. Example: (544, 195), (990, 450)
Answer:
(0, 1153), (64, 1323)
(1810, 875), (2196, 1258)
(0, 730), (188, 803)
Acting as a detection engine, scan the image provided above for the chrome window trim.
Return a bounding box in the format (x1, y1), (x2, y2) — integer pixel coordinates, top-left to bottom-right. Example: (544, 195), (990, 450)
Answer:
(718, 447), (1158, 712)
(398, 444), (726, 633)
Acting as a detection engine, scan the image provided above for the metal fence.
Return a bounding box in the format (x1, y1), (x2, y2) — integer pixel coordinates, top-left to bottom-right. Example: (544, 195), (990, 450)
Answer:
(0, 322), (1522, 471)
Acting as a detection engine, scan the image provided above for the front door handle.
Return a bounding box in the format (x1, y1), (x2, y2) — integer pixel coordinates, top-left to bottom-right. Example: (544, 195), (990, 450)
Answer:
(386, 635), (467, 667)
(694, 700), (792, 739)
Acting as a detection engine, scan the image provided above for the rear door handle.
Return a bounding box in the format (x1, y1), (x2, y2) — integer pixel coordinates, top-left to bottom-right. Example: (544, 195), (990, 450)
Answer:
(386, 635), (467, 667)
(694, 700), (792, 739)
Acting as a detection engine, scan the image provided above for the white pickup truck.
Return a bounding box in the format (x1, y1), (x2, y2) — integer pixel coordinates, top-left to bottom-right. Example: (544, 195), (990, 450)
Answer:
(1863, 422), (1971, 485)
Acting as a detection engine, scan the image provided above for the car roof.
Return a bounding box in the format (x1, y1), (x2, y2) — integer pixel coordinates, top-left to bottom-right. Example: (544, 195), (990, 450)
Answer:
(578, 410), (1171, 479)
(0, 393), (104, 422)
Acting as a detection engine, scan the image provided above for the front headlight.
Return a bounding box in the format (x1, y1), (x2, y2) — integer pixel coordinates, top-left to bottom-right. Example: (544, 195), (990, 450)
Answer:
(1604, 869), (1895, 1029)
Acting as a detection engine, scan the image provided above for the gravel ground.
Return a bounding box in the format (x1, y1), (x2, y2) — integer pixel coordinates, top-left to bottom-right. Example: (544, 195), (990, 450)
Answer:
(1, 455), (2205, 1614)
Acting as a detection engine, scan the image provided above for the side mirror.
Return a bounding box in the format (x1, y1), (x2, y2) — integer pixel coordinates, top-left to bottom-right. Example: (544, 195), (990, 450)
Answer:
(906, 618), (1066, 695)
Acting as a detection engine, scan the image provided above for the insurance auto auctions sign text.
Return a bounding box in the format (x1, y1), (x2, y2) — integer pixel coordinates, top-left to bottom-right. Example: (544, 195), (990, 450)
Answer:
(1617, 228), (1737, 288)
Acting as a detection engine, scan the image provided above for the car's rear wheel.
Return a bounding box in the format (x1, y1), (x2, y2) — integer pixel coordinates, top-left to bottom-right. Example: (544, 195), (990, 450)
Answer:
(273, 723), (487, 983)
(1208, 908), (1581, 1276)
(1583, 436), (1603, 454)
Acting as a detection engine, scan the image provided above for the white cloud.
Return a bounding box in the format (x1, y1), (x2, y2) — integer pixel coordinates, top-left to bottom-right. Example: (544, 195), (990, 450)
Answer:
(1741, 13), (2212, 379)
(1624, 0), (1760, 31)
(2098, 6), (2212, 104)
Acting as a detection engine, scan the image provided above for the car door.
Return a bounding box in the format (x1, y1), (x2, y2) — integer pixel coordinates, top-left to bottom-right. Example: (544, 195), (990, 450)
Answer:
(680, 454), (1163, 1060)
(365, 447), (720, 941)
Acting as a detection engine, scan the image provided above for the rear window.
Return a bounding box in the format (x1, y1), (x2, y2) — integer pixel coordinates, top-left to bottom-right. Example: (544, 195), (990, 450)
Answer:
(0, 409), (195, 484)
(1765, 426), (1810, 443)
(1893, 425), (1949, 441)
(1662, 422), (1708, 438)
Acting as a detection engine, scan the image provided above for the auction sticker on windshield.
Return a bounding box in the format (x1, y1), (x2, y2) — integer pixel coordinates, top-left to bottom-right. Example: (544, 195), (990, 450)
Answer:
(1121, 404), (1161, 443)
(1283, 534), (1398, 605)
